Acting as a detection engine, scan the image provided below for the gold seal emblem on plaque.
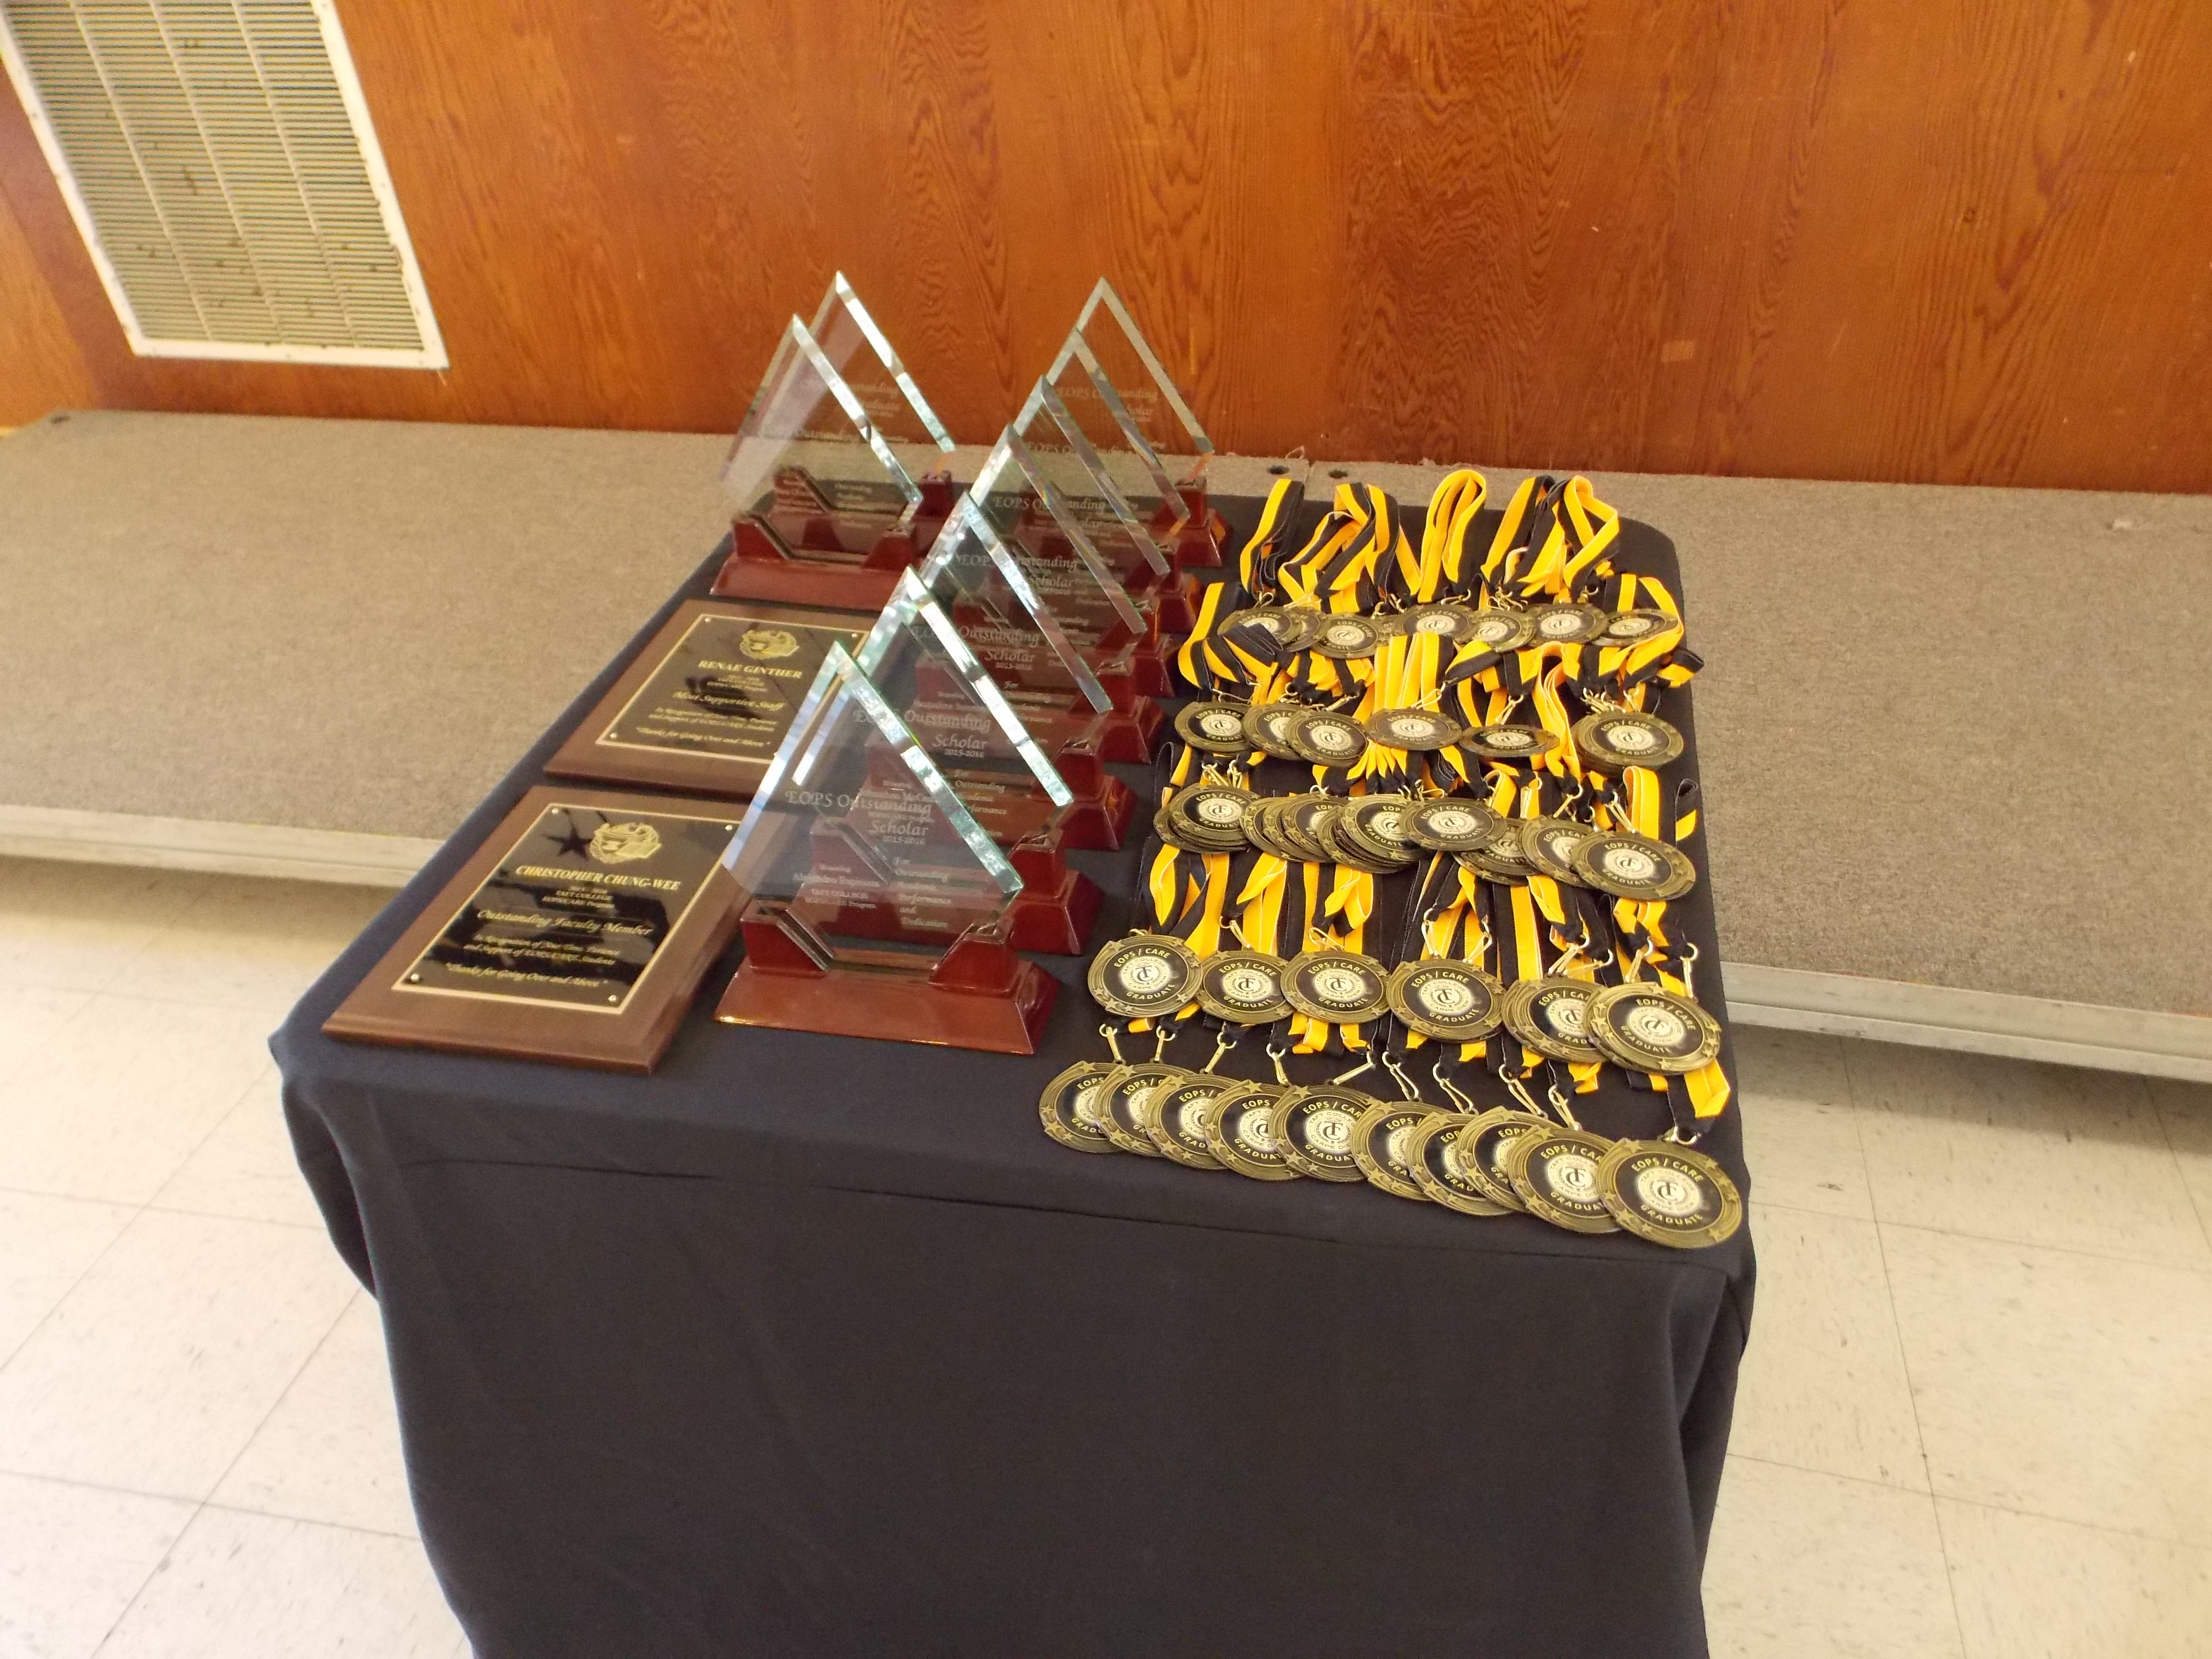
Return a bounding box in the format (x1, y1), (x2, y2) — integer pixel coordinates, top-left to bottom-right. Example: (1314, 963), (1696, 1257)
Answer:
(738, 627), (801, 660)
(587, 821), (662, 864)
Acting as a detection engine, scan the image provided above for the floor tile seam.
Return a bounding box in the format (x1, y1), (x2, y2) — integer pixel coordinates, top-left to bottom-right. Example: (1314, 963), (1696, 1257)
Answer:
(145, 1059), (283, 1204)
(2149, 1096), (2212, 1258)
(1923, 1481), (1977, 1659)
(1873, 1216), (2212, 1277)
(0, 1462), (201, 1508)
(139, 1198), (327, 1233)
(8, 976), (308, 1020)
(1745, 1193), (1877, 1226)
(200, 1286), (365, 1515)
(89, 1497), (209, 1659)
(0, 1197), (149, 1374)
(1724, 1450), (1932, 1501)
(198, 1494), (421, 1542)
(1926, 1486), (2212, 1556)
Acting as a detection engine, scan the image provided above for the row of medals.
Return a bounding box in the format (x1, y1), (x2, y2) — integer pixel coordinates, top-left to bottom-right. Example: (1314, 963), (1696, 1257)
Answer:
(1037, 600), (1740, 1249)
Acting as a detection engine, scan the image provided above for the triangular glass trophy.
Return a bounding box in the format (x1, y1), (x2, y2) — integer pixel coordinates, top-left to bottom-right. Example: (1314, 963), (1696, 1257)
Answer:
(915, 495), (1165, 763)
(854, 568), (1127, 951)
(806, 272), (957, 492)
(1041, 278), (1225, 565)
(714, 643), (1057, 1054)
(711, 311), (948, 613)
(969, 427), (1185, 692)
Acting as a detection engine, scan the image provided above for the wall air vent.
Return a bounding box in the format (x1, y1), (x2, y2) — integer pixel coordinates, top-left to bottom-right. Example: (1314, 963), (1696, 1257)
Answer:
(0, 0), (444, 366)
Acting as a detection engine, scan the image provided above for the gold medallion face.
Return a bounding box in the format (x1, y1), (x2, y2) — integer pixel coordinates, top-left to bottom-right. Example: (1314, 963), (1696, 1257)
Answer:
(1456, 835), (1538, 883)
(1310, 615), (1382, 660)
(1526, 603), (1610, 645)
(1362, 707), (1465, 752)
(1038, 1060), (1120, 1154)
(1505, 1126), (1622, 1234)
(1204, 1083), (1300, 1180)
(1458, 1108), (1547, 1211)
(1571, 832), (1697, 901)
(1144, 1074), (1231, 1170)
(1467, 610), (1534, 652)
(1286, 709), (1370, 767)
(1176, 699), (1257, 755)
(1282, 950), (1391, 1025)
(1271, 1086), (1372, 1181)
(1097, 1062), (1184, 1156)
(1338, 796), (1421, 866)
(1462, 723), (1559, 761)
(1518, 817), (1597, 886)
(1387, 961), (1503, 1042)
(1586, 984), (1723, 1074)
(1401, 603), (1491, 645)
(1197, 950), (1292, 1024)
(1572, 711), (1684, 773)
(1221, 607), (1320, 654)
(1597, 1140), (1744, 1248)
(1088, 935), (1201, 1020)
(1351, 1101), (1434, 1202)
(1405, 1112), (1510, 1216)
(1163, 783), (1255, 852)
(1599, 608), (1677, 645)
(1501, 977), (1604, 1063)
(1243, 703), (1310, 760)
(1405, 798), (1503, 853)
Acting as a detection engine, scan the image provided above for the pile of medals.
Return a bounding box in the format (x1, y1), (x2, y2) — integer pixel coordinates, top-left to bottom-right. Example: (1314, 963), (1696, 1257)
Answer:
(1039, 469), (1743, 1250)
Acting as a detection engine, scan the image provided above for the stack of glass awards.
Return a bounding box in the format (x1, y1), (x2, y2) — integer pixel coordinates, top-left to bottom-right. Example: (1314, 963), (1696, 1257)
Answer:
(713, 637), (1060, 1054)
(712, 274), (958, 612)
(1036, 278), (1225, 570)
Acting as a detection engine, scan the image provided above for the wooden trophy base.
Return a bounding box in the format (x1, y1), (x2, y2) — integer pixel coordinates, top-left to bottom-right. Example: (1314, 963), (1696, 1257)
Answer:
(716, 906), (1057, 1055)
(1006, 850), (1103, 956)
(710, 516), (938, 614)
(1164, 481), (1228, 568)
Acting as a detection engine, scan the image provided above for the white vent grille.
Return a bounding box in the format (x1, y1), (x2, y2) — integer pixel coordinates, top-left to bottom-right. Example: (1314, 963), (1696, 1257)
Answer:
(0, 0), (444, 366)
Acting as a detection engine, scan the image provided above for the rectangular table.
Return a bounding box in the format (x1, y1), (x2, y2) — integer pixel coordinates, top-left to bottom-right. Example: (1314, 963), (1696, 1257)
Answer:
(276, 501), (1755, 1659)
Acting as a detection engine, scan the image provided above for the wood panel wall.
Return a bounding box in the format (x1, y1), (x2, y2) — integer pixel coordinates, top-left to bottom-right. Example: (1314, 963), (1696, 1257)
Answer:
(3, 0), (2208, 491)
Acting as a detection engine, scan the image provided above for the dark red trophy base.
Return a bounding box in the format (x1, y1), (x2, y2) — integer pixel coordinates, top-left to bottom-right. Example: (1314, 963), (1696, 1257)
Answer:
(710, 516), (938, 613)
(1160, 482), (1227, 568)
(1007, 846), (1104, 956)
(716, 906), (1057, 1056)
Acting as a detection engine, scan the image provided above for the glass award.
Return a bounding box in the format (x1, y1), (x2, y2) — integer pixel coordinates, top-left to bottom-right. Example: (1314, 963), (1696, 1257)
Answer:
(917, 494), (1166, 760)
(969, 428), (1184, 691)
(806, 273), (956, 496)
(1041, 278), (1224, 565)
(854, 569), (1123, 951)
(713, 644), (1058, 1054)
(711, 305), (950, 612)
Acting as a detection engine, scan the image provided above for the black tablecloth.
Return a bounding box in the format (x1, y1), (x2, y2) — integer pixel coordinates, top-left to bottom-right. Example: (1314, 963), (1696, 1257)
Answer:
(276, 502), (1755, 1659)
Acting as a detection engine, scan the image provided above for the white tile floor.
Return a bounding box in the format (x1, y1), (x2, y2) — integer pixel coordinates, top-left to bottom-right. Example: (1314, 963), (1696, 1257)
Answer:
(1, 856), (2208, 1657)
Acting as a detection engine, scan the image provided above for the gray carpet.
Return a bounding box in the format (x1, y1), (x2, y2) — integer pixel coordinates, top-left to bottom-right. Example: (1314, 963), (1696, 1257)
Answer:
(2, 412), (2206, 1015)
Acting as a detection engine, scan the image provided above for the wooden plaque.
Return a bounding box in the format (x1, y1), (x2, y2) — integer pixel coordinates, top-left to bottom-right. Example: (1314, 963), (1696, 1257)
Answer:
(323, 787), (744, 1073)
(545, 600), (872, 798)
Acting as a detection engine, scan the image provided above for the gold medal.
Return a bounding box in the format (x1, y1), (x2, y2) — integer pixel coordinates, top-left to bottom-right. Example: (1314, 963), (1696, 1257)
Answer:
(1405, 1112), (1510, 1216)
(1204, 1082), (1300, 1181)
(1243, 703), (1310, 760)
(1518, 816), (1597, 886)
(1175, 699), (1257, 755)
(1361, 707), (1465, 752)
(1571, 831), (1697, 901)
(1270, 1085), (1372, 1182)
(1310, 615), (1382, 660)
(1087, 934), (1201, 1021)
(1572, 710), (1684, 772)
(1037, 1060), (1120, 1154)
(1097, 1061), (1184, 1156)
(1597, 1140), (1744, 1248)
(1335, 796), (1421, 868)
(1500, 976), (1604, 1063)
(1466, 610), (1534, 652)
(1386, 961), (1503, 1042)
(1462, 723), (1559, 761)
(1525, 603), (1610, 645)
(1221, 607), (1320, 653)
(1286, 709), (1369, 767)
(1275, 795), (1338, 863)
(1599, 608), (1677, 645)
(1282, 949), (1391, 1024)
(1585, 983), (1723, 1074)
(1143, 1073), (1230, 1170)
(1504, 1126), (1622, 1233)
(1456, 1107), (1548, 1211)
(1163, 782), (1255, 851)
(1197, 950), (1292, 1024)
(1351, 1100), (1434, 1202)
(1405, 797), (1503, 853)
(1455, 835), (1539, 883)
